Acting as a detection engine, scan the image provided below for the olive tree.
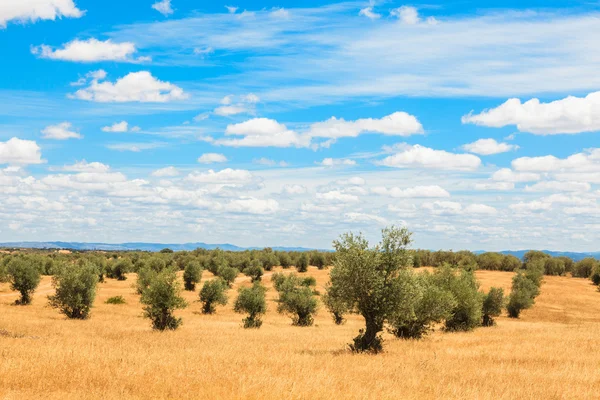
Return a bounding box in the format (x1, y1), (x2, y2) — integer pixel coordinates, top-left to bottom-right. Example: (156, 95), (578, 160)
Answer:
(140, 268), (187, 330)
(482, 287), (505, 326)
(296, 253), (309, 273)
(234, 282), (267, 328)
(183, 260), (202, 291)
(273, 273), (318, 326)
(7, 258), (41, 305)
(48, 262), (98, 319)
(507, 272), (539, 318)
(244, 259), (264, 283)
(326, 226), (413, 353)
(199, 278), (229, 314)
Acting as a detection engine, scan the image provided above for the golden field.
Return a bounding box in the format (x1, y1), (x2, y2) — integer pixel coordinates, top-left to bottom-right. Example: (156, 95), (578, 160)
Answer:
(1, 267), (600, 400)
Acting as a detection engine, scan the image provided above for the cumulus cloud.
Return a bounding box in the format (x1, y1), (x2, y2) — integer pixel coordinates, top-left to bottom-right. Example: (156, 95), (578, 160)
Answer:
(371, 185), (450, 198)
(41, 122), (82, 140)
(225, 197), (279, 214)
(316, 190), (359, 203)
(186, 168), (253, 184)
(32, 39), (147, 63)
(282, 184), (307, 195)
(71, 71), (188, 103)
(492, 168), (540, 182)
(219, 118), (309, 148)
(390, 6), (437, 25)
(0, 0), (84, 28)
(198, 153), (228, 164)
(378, 144), (481, 171)
(151, 166), (179, 177)
(345, 212), (387, 225)
(214, 94), (260, 116)
(152, 0), (173, 16)
(512, 149), (600, 174)
(423, 201), (497, 216)
(462, 138), (518, 155)
(524, 181), (591, 193)
(253, 158), (289, 167)
(0, 138), (44, 165)
(106, 142), (165, 152)
(57, 161), (110, 173)
(462, 92), (600, 135)
(474, 181), (515, 191)
(509, 200), (552, 212)
(308, 112), (423, 140)
(102, 121), (140, 133)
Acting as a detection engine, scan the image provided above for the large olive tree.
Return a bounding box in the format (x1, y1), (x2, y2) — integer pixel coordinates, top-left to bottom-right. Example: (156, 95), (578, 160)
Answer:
(326, 226), (413, 353)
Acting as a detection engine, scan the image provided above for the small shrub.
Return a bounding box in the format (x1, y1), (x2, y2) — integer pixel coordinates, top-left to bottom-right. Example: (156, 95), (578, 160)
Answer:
(296, 253), (309, 273)
(591, 265), (600, 286)
(183, 260), (202, 291)
(389, 272), (456, 339)
(7, 258), (41, 305)
(48, 262), (98, 319)
(244, 260), (264, 283)
(573, 258), (599, 278)
(105, 296), (126, 305)
(140, 268), (187, 330)
(482, 287), (504, 326)
(218, 266), (239, 287)
(234, 282), (267, 328)
(507, 272), (538, 318)
(432, 266), (484, 332)
(273, 273), (317, 326)
(107, 258), (131, 281)
(200, 278), (228, 314)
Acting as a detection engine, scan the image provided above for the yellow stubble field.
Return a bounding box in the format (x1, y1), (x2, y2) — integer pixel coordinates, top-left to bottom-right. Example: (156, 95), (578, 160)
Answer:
(1, 267), (599, 399)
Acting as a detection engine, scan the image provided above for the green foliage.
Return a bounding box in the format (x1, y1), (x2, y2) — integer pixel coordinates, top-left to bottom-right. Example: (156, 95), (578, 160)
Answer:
(591, 265), (600, 286)
(7, 258), (41, 305)
(311, 252), (326, 269)
(296, 253), (309, 273)
(208, 249), (229, 275)
(523, 251), (551, 269)
(507, 272), (539, 318)
(136, 267), (158, 295)
(183, 260), (202, 291)
(482, 287), (504, 326)
(432, 266), (484, 332)
(200, 278), (229, 314)
(327, 226), (413, 352)
(557, 256), (575, 273)
(389, 272), (456, 339)
(140, 268), (187, 330)
(48, 262), (98, 319)
(107, 258), (131, 281)
(573, 258), (599, 278)
(147, 257), (167, 273)
(322, 286), (348, 325)
(160, 248), (174, 254)
(105, 295), (126, 305)
(543, 258), (565, 276)
(218, 266), (239, 287)
(278, 252), (292, 269)
(244, 259), (264, 283)
(234, 282), (267, 328)
(274, 273), (318, 326)
(261, 251), (279, 271)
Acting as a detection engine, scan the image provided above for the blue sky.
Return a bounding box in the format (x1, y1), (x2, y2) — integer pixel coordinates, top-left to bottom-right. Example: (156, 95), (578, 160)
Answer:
(1, 0), (600, 250)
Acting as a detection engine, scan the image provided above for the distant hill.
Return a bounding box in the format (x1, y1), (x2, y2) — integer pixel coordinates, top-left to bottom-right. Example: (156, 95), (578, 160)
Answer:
(477, 250), (600, 262)
(0, 241), (320, 253)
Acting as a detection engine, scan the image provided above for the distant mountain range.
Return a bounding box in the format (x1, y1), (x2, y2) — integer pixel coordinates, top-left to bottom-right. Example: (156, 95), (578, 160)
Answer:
(0, 242), (598, 260)
(0, 241), (319, 253)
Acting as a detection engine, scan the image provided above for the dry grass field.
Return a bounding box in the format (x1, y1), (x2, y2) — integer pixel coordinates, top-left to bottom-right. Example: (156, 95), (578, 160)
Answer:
(1, 267), (600, 399)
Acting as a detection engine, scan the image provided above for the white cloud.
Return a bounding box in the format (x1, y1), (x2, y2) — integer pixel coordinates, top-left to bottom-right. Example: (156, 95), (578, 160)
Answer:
(254, 158), (288, 167)
(510, 200), (552, 212)
(151, 166), (179, 177)
(198, 153), (228, 164)
(152, 0), (173, 16)
(359, 7), (380, 20)
(58, 161), (110, 173)
(32, 39), (146, 63)
(0, 138), (44, 165)
(0, 0), (84, 28)
(316, 190), (359, 203)
(213, 94), (260, 116)
(214, 105), (250, 116)
(270, 8), (290, 19)
(106, 142), (165, 152)
(345, 212), (387, 225)
(320, 158), (356, 167)
(282, 184), (307, 195)
(41, 122), (82, 140)
(194, 46), (214, 57)
(71, 71), (188, 103)
(219, 118), (309, 148)
(308, 112), (423, 140)
(524, 181), (591, 193)
(492, 168), (540, 182)
(474, 181), (515, 191)
(378, 144), (481, 171)
(337, 177), (365, 186)
(225, 6), (238, 14)
(102, 121), (140, 133)
(512, 149), (600, 173)
(371, 185), (450, 198)
(462, 92), (600, 135)
(225, 197), (279, 215)
(464, 204), (498, 215)
(422, 201), (497, 216)
(390, 6), (437, 25)
(186, 168), (253, 184)
(462, 138), (518, 155)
